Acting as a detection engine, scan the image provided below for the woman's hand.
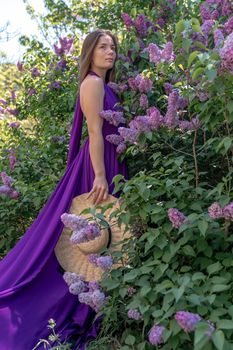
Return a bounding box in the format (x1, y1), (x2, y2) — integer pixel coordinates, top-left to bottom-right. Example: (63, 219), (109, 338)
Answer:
(87, 175), (109, 205)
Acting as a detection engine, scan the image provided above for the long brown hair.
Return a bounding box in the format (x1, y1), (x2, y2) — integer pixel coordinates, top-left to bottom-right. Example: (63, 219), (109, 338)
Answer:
(79, 29), (118, 84)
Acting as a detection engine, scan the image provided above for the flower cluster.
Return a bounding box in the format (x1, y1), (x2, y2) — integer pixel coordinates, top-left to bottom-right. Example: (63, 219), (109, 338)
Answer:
(88, 254), (113, 270)
(17, 61), (23, 71)
(8, 149), (17, 171)
(79, 284), (106, 312)
(214, 29), (225, 49)
(127, 287), (136, 296)
(61, 213), (101, 244)
(168, 208), (187, 228)
(121, 13), (154, 37)
(200, 0), (233, 22)
(31, 67), (40, 77)
(48, 81), (61, 89)
(54, 36), (74, 56)
(128, 74), (153, 93)
(208, 201), (233, 221)
(139, 94), (149, 109)
(148, 325), (165, 346)
(219, 32), (233, 75)
(0, 171), (20, 199)
(63, 272), (86, 295)
(99, 110), (125, 126)
(50, 135), (66, 143)
(147, 42), (175, 65)
(127, 309), (142, 320)
(8, 121), (21, 128)
(224, 16), (233, 35)
(175, 311), (202, 333)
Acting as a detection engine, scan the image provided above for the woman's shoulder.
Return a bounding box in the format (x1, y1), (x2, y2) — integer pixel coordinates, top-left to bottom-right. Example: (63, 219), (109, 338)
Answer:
(80, 74), (104, 92)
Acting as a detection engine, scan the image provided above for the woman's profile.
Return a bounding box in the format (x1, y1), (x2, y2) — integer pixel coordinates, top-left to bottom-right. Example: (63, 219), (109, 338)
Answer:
(0, 29), (128, 349)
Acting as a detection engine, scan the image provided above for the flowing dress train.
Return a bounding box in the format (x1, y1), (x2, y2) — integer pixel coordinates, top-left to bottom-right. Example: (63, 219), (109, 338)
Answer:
(0, 70), (128, 350)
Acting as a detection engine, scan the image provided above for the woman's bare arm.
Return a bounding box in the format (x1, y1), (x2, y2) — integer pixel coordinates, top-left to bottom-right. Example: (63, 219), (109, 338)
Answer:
(80, 76), (108, 204)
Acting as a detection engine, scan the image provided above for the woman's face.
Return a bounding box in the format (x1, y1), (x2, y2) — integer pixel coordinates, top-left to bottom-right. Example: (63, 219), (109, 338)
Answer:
(91, 34), (116, 70)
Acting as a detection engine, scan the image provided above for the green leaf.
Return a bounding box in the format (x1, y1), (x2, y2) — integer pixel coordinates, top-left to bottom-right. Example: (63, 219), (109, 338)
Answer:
(188, 51), (199, 67)
(207, 262), (222, 275)
(123, 269), (139, 282)
(211, 284), (230, 293)
(182, 245), (196, 257)
(198, 220), (208, 236)
(175, 20), (185, 36)
(212, 330), (225, 350)
(226, 101), (233, 113)
(192, 67), (204, 80)
(125, 335), (136, 346)
(217, 319), (233, 330)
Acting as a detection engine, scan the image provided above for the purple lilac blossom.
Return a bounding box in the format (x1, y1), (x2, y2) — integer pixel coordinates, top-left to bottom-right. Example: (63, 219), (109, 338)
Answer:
(56, 59), (67, 70)
(118, 127), (139, 144)
(78, 289), (106, 312)
(9, 190), (20, 199)
(48, 81), (61, 89)
(161, 41), (175, 61)
(63, 271), (84, 286)
(119, 83), (128, 92)
(148, 43), (162, 64)
(178, 97), (188, 110)
(17, 61), (23, 71)
(223, 202), (233, 221)
(28, 88), (37, 96)
(139, 94), (149, 108)
(157, 18), (165, 28)
(54, 36), (74, 56)
(127, 287), (136, 296)
(175, 311), (202, 333)
(69, 280), (86, 295)
(134, 74), (153, 93)
(129, 116), (151, 133)
(88, 281), (100, 291)
(168, 208), (186, 228)
(134, 14), (148, 37)
(0, 172), (15, 186)
(107, 82), (120, 94)
(148, 109), (164, 129)
(219, 32), (233, 75)
(9, 150), (17, 171)
(7, 108), (19, 117)
(164, 83), (173, 95)
(0, 98), (7, 105)
(200, 3), (212, 21)
(11, 91), (16, 100)
(127, 309), (142, 320)
(0, 185), (12, 196)
(201, 20), (215, 37)
(60, 213), (88, 230)
(164, 90), (179, 128)
(31, 67), (40, 77)
(148, 325), (165, 345)
(106, 134), (124, 146)
(121, 13), (134, 29)
(222, 0), (232, 16)
(88, 254), (99, 265)
(224, 16), (233, 35)
(99, 110), (125, 127)
(83, 222), (100, 240)
(8, 121), (20, 128)
(116, 142), (127, 154)
(206, 320), (215, 339)
(214, 29), (224, 49)
(88, 254), (113, 270)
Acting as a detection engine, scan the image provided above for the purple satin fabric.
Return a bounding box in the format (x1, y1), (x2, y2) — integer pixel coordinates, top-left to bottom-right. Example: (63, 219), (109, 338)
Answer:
(0, 71), (128, 349)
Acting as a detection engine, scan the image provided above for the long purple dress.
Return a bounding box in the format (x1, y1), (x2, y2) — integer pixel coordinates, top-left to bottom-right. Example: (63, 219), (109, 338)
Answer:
(0, 70), (128, 350)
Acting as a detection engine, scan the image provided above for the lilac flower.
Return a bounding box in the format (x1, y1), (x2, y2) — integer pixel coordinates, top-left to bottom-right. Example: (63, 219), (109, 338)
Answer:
(179, 120), (193, 131)
(139, 94), (148, 108)
(200, 4), (212, 21)
(50, 135), (66, 143)
(88, 281), (100, 291)
(116, 142), (127, 154)
(118, 127), (139, 144)
(164, 90), (179, 128)
(148, 108), (164, 130)
(69, 280), (86, 295)
(119, 83), (128, 92)
(127, 309), (142, 320)
(79, 289), (106, 312)
(9, 150), (17, 171)
(0, 98), (7, 105)
(134, 14), (148, 37)
(60, 213), (88, 231)
(48, 81), (61, 89)
(168, 208), (186, 228)
(148, 325), (165, 345)
(63, 271), (84, 286)
(28, 88), (37, 96)
(31, 67), (40, 77)
(107, 82), (120, 94)
(7, 108), (19, 117)
(17, 61), (24, 71)
(0, 172), (15, 186)
(161, 41), (175, 61)
(175, 311), (202, 333)
(127, 287), (136, 296)
(224, 16), (233, 35)
(121, 13), (134, 29)
(157, 18), (165, 28)
(191, 116), (201, 129)
(129, 116), (151, 133)
(201, 20), (215, 37)
(54, 36), (74, 56)
(83, 222), (101, 240)
(222, 0), (232, 16)
(118, 54), (131, 63)
(88, 254), (113, 270)
(134, 74), (153, 93)
(148, 43), (162, 64)
(8, 190), (20, 199)
(56, 58), (67, 70)
(106, 134), (124, 146)
(211, 9), (219, 20)
(164, 83), (173, 95)
(178, 97), (188, 110)
(219, 32), (233, 75)
(223, 202), (233, 221)
(99, 110), (125, 127)
(0, 185), (12, 196)
(8, 121), (21, 128)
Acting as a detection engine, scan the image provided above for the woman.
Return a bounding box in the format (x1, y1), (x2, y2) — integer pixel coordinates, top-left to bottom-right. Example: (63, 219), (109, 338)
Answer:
(0, 29), (128, 349)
